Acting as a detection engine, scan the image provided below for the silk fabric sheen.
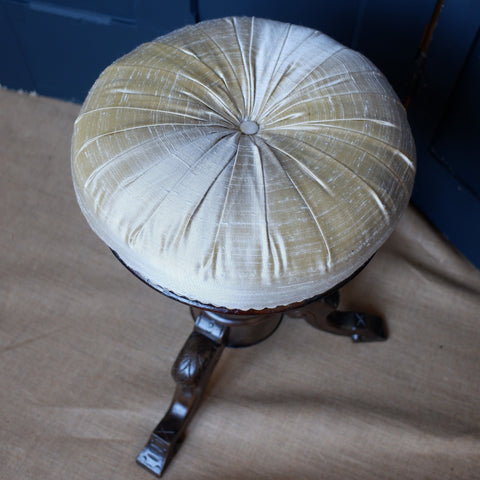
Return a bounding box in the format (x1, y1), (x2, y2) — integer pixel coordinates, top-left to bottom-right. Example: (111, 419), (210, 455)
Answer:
(72, 17), (416, 310)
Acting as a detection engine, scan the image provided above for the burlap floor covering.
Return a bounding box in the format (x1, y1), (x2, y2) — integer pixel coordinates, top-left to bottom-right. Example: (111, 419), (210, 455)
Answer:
(1, 87), (479, 479)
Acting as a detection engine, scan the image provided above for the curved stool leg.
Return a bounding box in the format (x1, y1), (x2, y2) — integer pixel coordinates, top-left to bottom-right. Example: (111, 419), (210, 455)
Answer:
(136, 290), (384, 477)
(289, 292), (387, 342)
(136, 312), (227, 476)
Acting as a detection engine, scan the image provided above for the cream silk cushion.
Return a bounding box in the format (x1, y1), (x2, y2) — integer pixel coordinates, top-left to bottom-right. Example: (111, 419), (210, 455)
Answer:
(72, 17), (416, 311)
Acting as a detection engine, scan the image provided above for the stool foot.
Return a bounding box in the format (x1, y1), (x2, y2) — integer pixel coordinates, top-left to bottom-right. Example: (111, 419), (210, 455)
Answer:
(325, 310), (387, 342)
(137, 313), (227, 477)
(289, 293), (387, 342)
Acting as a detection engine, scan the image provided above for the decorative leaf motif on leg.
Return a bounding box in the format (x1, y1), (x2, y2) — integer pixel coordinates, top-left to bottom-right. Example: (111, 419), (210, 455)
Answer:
(172, 332), (221, 387)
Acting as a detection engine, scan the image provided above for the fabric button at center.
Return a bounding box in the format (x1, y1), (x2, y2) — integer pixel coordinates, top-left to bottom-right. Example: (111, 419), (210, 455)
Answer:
(239, 120), (259, 135)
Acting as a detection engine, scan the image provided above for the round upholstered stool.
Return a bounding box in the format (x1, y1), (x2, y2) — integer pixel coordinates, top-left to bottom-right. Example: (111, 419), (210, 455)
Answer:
(72, 17), (415, 477)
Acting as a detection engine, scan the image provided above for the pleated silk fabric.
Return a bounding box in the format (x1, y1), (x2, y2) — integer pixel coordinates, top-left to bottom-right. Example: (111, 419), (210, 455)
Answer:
(72, 17), (416, 310)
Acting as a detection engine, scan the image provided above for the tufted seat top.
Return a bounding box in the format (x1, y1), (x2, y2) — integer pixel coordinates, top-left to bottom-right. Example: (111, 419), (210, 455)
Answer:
(71, 17), (416, 311)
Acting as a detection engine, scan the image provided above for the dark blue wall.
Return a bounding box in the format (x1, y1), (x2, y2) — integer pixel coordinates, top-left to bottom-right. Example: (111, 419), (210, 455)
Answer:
(1, 0), (479, 267)
(0, 0), (194, 101)
(1, 0), (435, 103)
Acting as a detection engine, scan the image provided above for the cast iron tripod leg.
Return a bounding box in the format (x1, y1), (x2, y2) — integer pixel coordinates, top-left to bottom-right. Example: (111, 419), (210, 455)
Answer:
(137, 313), (227, 477)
